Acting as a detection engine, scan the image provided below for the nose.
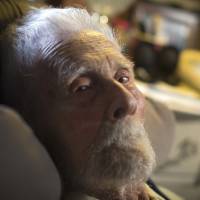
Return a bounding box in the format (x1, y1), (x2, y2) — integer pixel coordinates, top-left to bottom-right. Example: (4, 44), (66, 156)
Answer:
(107, 82), (137, 122)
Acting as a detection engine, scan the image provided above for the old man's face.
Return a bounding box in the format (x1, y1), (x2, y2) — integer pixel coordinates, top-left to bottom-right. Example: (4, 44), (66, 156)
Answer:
(30, 30), (155, 191)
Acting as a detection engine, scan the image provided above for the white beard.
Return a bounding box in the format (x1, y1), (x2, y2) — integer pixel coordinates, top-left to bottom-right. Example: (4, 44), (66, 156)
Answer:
(73, 119), (156, 192)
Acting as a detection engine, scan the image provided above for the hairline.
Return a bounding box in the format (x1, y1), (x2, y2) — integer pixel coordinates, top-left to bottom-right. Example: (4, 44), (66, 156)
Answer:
(14, 8), (120, 69)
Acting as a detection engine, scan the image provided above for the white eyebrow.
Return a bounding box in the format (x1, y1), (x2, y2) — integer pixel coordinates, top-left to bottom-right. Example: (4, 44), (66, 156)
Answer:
(58, 64), (89, 85)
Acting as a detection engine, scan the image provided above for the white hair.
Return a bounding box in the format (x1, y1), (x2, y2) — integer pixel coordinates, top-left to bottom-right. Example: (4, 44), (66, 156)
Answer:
(0, 7), (120, 106)
(14, 7), (119, 66)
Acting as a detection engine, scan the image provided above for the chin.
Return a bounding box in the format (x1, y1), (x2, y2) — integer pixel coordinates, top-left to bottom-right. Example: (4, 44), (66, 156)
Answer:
(76, 120), (156, 191)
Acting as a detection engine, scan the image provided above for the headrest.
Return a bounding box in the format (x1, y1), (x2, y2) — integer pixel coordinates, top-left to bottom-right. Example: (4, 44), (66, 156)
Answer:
(0, 106), (61, 200)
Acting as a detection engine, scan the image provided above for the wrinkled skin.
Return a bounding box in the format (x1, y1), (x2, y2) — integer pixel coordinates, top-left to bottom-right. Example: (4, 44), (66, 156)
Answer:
(18, 31), (155, 200)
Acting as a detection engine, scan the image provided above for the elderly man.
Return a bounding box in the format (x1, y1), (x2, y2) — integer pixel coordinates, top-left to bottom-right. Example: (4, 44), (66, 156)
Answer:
(0, 8), (171, 200)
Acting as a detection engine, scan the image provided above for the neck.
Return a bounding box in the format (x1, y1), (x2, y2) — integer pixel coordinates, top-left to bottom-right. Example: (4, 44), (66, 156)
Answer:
(64, 183), (149, 200)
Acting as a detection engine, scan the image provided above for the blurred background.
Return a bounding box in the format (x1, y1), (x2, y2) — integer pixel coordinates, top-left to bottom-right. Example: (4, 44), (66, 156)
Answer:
(0, 0), (200, 199)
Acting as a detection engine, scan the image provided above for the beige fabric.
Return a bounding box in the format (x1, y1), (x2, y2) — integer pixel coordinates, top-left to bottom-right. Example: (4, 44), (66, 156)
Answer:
(0, 106), (61, 200)
(144, 99), (175, 166)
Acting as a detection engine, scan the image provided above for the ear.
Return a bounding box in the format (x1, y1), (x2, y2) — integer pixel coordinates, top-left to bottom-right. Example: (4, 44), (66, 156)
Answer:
(144, 99), (175, 166)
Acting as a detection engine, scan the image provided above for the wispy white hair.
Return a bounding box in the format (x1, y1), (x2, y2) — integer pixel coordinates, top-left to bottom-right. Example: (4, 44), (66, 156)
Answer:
(14, 7), (119, 66)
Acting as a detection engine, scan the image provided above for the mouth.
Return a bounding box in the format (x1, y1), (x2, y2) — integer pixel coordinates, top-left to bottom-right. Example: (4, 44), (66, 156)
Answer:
(98, 134), (141, 153)
(102, 142), (134, 152)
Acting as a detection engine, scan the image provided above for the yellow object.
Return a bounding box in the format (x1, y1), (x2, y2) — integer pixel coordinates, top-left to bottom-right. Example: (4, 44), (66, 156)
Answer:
(145, 184), (184, 200)
(178, 49), (200, 91)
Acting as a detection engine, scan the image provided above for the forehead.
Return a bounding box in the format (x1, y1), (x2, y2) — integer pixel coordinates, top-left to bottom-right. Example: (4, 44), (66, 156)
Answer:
(66, 30), (131, 68)
(41, 30), (133, 80)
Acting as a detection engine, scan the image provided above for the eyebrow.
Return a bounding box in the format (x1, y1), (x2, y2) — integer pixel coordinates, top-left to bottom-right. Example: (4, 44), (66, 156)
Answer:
(59, 65), (89, 85)
(109, 54), (135, 73)
(122, 54), (135, 69)
(118, 60), (134, 71)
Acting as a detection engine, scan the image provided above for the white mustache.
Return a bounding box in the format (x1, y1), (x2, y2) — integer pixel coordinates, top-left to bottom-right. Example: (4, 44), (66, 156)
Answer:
(93, 120), (147, 153)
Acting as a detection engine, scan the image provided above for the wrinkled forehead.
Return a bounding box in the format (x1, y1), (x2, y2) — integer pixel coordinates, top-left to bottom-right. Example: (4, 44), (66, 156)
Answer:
(69, 30), (119, 52)
(41, 30), (133, 80)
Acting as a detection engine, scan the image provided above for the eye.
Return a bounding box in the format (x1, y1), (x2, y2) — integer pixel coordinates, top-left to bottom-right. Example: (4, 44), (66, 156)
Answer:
(118, 76), (129, 84)
(70, 77), (92, 93)
(75, 85), (90, 92)
(115, 69), (130, 85)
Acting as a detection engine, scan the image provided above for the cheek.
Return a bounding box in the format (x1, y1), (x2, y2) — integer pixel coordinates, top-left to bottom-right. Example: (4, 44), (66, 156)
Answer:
(60, 103), (106, 165)
(69, 104), (103, 132)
